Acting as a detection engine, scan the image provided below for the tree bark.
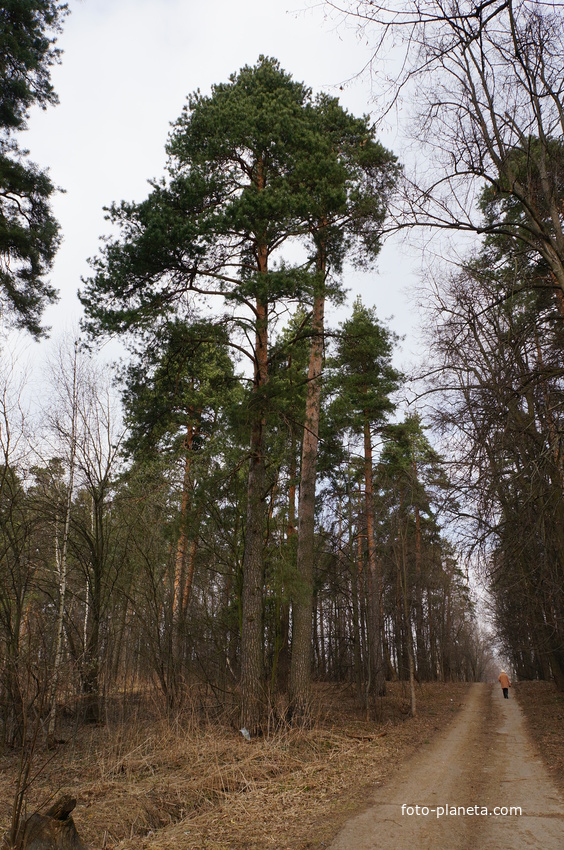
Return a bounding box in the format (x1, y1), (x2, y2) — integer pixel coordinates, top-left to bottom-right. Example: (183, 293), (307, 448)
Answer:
(399, 522), (416, 716)
(240, 203), (269, 734)
(413, 491), (428, 680)
(240, 366), (267, 733)
(173, 424), (195, 623)
(289, 263), (325, 724)
(48, 344), (78, 743)
(364, 419), (386, 698)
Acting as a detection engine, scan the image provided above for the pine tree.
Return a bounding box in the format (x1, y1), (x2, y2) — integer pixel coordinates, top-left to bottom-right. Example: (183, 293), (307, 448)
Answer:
(81, 57), (333, 732)
(0, 1), (67, 335)
(120, 318), (238, 704)
(288, 97), (398, 722)
(329, 298), (400, 702)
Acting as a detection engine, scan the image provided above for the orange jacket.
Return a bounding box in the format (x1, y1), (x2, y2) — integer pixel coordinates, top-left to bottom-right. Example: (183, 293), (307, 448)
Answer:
(498, 672), (511, 689)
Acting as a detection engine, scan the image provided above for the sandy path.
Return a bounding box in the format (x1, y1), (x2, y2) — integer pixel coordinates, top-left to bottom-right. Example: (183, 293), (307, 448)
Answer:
(328, 683), (564, 849)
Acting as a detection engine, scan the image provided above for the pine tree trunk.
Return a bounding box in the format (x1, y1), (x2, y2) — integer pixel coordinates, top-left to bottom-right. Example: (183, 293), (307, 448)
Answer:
(171, 425), (199, 693)
(240, 220), (269, 734)
(318, 594), (327, 677)
(413, 498), (428, 680)
(364, 419), (386, 698)
(399, 523), (416, 716)
(240, 406), (267, 733)
(355, 484), (368, 685)
(289, 266), (325, 724)
(443, 561), (453, 682)
(173, 425), (195, 623)
(181, 536), (199, 619)
(347, 492), (363, 699)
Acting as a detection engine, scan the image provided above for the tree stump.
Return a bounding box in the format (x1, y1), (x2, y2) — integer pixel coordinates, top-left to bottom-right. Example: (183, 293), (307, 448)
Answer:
(17, 796), (86, 850)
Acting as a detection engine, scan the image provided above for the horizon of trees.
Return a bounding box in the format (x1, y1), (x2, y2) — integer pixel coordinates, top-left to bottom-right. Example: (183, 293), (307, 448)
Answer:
(0, 308), (483, 753)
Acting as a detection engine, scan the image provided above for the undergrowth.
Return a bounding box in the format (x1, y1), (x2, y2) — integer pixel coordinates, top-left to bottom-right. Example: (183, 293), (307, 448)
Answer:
(0, 681), (471, 850)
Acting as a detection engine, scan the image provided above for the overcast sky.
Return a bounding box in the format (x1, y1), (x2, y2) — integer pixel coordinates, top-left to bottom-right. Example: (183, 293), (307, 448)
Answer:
(20, 0), (422, 369)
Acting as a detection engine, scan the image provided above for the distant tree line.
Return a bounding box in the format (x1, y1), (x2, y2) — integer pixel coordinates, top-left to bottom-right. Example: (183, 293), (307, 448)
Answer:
(329, 0), (564, 688)
(0, 314), (479, 751)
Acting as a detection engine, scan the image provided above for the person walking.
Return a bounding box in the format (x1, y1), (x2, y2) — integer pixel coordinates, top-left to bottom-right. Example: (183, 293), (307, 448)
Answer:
(498, 670), (511, 699)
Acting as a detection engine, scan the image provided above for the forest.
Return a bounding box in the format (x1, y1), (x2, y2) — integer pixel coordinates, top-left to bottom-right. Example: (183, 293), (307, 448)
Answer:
(1, 3), (564, 832)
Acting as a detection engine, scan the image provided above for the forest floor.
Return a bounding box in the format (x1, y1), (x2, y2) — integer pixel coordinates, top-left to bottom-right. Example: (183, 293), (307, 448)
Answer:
(0, 681), (471, 850)
(2, 680), (563, 850)
(515, 681), (564, 797)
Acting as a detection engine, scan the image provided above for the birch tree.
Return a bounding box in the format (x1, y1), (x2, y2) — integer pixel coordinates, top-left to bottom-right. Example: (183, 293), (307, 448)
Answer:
(45, 340), (79, 742)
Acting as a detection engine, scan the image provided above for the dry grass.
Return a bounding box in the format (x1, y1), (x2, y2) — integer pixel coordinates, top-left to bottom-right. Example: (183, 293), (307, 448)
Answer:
(0, 681), (470, 850)
(514, 681), (564, 796)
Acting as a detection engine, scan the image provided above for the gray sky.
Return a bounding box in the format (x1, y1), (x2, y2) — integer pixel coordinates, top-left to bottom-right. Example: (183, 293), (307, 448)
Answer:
(22, 0), (421, 365)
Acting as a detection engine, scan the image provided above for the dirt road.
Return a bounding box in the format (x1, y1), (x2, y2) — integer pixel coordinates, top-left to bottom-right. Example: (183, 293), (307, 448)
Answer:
(328, 683), (564, 849)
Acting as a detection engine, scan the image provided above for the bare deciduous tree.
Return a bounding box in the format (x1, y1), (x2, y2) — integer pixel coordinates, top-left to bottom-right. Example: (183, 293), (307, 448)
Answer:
(327, 0), (564, 291)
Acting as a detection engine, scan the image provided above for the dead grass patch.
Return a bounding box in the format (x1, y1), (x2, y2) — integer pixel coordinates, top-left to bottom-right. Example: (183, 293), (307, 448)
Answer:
(0, 681), (471, 850)
(514, 681), (564, 796)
